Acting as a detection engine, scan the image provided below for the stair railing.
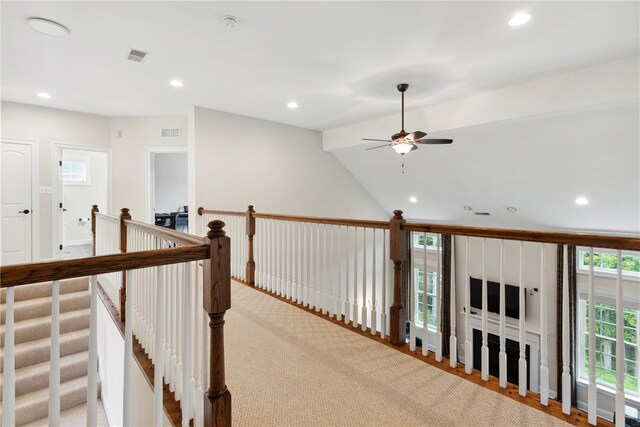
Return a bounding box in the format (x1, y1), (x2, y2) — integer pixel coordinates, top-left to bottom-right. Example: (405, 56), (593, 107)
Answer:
(198, 204), (640, 426)
(1, 212), (232, 427)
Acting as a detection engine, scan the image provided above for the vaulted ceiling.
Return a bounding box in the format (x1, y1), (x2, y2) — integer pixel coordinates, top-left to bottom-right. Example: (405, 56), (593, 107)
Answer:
(2, 1), (639, 233)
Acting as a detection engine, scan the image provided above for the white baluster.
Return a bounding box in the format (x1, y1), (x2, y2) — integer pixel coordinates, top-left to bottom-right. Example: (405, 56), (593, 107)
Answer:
(422, 233), (428, 357)
(518, 241), (527, 396)
(540, 244), (549, 406)
(281, 221), (286, 297)
(49, 279), (61, 426)
(435, 234), (442, 362)
(304, 223), (309, 307)
(87, 275), (99, 426)
(182, 264), (192, 426)
(2, 287), (16, 427)
(310, 223), (316, 309)
(361, 228), (368, 332)
(465, 236), (472, 375)
(499, 240), (507, 388)
(316, 223), (322, 312)
(345, 226), (351, 324)
(123, 270), (134, 426)
(352, 227), (359, 328)
(329, 225), (335, 318)
(287, 221), (292, 299)
(615, 250), (624, 427)
(371, 228), (377, 335)
(450, 237), (457, 368)
(297, 223), (303, 304)
(337, 226), (343, 320)
(481, 238), (489, 381)
(381, 229), (387, 339)
(558, 244), (571, 414)
(154, 265), (165, 426)
(322, 224), (327, 314)
(269, 220), (274, 293)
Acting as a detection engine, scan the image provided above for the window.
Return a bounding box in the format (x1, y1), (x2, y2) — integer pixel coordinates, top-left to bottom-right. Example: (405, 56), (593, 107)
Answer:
(62, 157), (90, 185)
(578, 250), (640, 277)
(579, 300), (639, 396)
(413, 233), (442, 250)
(414, 268), (437, 328)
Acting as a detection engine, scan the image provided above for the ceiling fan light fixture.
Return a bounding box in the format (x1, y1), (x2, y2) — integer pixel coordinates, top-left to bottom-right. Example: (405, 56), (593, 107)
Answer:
(392, 142), (413, 155)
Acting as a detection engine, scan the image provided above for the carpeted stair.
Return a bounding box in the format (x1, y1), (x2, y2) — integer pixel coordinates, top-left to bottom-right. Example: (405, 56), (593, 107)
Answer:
(0, 278), (101, 426)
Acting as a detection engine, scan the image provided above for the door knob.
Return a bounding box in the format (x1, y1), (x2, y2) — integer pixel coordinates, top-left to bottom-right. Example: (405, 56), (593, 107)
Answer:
(19, 209), (30, 214)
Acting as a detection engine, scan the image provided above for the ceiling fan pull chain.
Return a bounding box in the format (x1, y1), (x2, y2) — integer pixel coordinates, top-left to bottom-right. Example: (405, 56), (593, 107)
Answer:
(402, 155), (405, 174)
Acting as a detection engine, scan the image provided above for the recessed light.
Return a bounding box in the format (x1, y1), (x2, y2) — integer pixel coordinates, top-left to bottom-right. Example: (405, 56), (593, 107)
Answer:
(463, 206), (472, 211)
(409, 196), (417, 203)
(37, 92), (52, 99)
(27, 17), (70, 37)
(508, 12), (531, 27)
(506, 207), (517, 213)
(287, 101), (299, 109)
(170, 80), (184, 87)
(575, 197), (589, 206)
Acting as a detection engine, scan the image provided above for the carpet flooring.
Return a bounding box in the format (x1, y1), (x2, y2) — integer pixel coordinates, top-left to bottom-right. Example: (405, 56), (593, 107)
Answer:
(226, 280), (570, 427)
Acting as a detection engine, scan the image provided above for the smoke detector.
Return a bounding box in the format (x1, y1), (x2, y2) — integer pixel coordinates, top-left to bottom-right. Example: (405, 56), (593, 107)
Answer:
(223, 16), (238, 28)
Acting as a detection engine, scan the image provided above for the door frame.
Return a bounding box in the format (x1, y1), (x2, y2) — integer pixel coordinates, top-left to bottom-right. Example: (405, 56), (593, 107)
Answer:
(146, 147), (188, 224)
(52, 143), (112, 259)
(1, 138), (40, 262)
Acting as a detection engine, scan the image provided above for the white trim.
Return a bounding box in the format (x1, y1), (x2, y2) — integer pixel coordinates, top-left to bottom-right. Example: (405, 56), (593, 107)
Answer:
(145, 147), (188, 224)
(52, 143), (112, 259)
(1, 138), (40, 262)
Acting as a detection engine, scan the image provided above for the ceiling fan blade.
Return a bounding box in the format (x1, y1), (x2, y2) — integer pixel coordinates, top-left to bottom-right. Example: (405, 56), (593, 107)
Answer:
(410, 144), (418, 152)
(414, 138), (453, 145)
(362, 138), (392, 142)
(407, 131), (427, 140)
(365, 144), (392, 151)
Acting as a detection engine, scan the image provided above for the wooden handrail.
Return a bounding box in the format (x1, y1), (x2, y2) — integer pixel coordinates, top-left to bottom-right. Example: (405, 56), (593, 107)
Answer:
(1, 245), (209, 287)
(402, 223), (640, 251)
(253, 213), (390, 229)
(124, 219), (203, 246)
(198, 208), (244, 217)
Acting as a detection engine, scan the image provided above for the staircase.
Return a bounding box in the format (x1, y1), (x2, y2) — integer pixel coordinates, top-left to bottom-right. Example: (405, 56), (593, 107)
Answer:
(1, 278), (100, 426)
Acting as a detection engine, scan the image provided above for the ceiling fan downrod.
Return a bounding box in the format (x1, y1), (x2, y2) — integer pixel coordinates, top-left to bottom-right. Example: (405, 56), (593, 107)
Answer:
(398, 83), (409, 133)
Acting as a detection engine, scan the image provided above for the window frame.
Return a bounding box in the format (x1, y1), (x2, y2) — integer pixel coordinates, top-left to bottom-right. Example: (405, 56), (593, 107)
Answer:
(413, 266), (438, 330)
(577, 248), (640, 279)
(577, 297), (640, 398)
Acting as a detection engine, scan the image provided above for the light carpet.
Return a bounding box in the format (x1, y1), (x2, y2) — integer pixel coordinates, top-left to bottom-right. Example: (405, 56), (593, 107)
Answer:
(226, 281), (569, 427)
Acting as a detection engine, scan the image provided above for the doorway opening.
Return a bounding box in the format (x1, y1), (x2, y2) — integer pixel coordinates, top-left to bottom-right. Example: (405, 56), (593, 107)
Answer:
(55, 146), (110, 260)
(148, 148), (188, 233)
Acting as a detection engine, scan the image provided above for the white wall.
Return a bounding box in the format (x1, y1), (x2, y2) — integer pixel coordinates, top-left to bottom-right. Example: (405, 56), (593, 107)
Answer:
(153, 152), (188, 214)
(1, 101), (110, 259)
(110, 116), (187, 221)
(191, 106), (387, 222)
(63, 149), (108, 245)
(97, 298), (172, 427)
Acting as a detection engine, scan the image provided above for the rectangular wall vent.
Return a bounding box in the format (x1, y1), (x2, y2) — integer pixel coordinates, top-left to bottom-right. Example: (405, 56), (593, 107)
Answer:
(474, 212), (491, 216)
(127, 48), (149, 63)
(161, 128), (181, 138)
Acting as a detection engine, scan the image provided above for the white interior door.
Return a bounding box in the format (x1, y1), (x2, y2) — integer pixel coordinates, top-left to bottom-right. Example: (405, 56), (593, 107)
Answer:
(1, 142), (33, 265)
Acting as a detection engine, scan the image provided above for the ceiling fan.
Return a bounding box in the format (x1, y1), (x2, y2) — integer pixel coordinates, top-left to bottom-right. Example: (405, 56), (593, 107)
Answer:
(363, 83), (453, 155)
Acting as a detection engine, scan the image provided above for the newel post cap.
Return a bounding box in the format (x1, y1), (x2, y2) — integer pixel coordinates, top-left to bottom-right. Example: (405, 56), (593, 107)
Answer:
(91, 204), (99, 211)
(197, 207), (204, 216)
(247, 205), (255, 212)
(392, 210), (404, 220)
(207, 220), (227, 239)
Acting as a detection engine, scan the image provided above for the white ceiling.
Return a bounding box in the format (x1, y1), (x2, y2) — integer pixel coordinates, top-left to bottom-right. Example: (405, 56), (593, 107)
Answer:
(2, 1), (639, 130)
(332, 103), (640, 234)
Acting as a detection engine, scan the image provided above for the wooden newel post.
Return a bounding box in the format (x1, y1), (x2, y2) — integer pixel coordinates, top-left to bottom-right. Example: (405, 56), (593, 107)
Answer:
(91, 205), (99, 256)
(203, 220), (232, 427)
(389, 210), (407, 346)
(245, 205), (256, 286)
(119, 208), (131, 323)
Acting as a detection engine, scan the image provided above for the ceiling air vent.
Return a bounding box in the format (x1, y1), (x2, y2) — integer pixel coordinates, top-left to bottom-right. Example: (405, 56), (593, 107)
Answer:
(474, 212), (491, 216)
(161, 128), (181, 138)
(127, 48), (149, 63)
